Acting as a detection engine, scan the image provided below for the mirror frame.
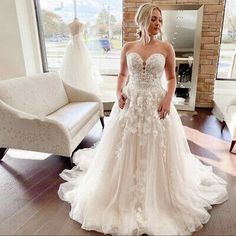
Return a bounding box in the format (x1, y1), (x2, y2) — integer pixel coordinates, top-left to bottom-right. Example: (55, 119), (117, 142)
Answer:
(159, 4), (204, 111)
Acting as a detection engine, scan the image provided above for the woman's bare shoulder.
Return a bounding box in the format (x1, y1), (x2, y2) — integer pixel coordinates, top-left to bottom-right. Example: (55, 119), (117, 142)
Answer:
(162, 41), (174, 53)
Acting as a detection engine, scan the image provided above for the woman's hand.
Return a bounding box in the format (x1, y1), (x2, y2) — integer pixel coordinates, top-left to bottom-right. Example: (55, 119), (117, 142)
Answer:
(117, 92), (127, 109)
(158, 41), (176, 120)
(158, 96), (171, 119)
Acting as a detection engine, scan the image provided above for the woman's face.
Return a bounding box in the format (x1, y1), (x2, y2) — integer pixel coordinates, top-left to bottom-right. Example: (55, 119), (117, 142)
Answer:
(148, 9), (163, 36)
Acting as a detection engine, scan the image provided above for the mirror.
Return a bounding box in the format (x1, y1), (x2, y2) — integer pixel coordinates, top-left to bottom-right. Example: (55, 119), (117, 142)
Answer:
(160, 5), (203, 111)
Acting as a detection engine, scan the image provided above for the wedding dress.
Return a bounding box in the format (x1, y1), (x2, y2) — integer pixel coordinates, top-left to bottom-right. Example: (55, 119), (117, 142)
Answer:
(58, 52), (228, 235)
(59, 20), (102, 95)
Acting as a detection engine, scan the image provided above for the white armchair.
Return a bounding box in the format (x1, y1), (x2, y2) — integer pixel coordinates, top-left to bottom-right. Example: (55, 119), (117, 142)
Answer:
(221, 101), (236, 153)
(0, 72), (104, 164)
(212, 82), (236, 154)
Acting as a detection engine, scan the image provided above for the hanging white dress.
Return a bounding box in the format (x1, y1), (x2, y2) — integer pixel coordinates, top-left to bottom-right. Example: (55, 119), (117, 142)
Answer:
(59, 20), (102, 95)
(58, 52), (228, 235)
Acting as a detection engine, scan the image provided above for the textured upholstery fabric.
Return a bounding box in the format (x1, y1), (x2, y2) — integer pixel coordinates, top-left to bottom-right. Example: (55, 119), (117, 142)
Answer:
(47, 102), (100, 137)
(0, 72), (103, 157)
(0, 100), (71, 156)
(70, 111), (100, 151)
(0, 72), (69, 117)
(63, 82), (104, 117)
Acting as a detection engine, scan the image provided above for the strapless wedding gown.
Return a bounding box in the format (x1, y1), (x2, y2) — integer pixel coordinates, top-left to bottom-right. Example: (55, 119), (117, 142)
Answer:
(59, 26), (102, 95)
(58, 52), (228, 235)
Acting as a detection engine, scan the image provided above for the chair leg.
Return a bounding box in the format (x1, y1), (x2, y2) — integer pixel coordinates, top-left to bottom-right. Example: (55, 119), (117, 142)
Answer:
(69, 151), (83, 171)
(69, 151), (76, 168)
(230, 140), (236, 153)
(100, 117), (105, 129)
(0, 148), (8, 160)
(221, 121), (226, 133)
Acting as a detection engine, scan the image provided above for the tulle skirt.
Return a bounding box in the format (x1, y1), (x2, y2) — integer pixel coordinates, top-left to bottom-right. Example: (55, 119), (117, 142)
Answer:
(59, 35), (102, 95)
(58, 84), (228, 235)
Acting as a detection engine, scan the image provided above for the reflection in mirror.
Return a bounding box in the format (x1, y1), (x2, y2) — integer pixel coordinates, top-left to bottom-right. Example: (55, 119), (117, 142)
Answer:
(160, 8), (201, 110)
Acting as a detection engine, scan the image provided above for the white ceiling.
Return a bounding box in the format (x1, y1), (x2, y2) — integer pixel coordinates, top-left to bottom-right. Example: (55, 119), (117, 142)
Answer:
(162, 10), (198, 52)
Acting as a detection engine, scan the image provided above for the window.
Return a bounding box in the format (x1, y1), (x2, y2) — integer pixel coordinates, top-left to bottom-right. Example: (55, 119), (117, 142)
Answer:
(217, 0), (236, 80)
(35, 0), (122, 75)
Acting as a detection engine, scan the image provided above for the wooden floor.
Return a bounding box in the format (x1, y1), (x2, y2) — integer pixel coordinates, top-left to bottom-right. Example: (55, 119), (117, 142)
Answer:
(0, 108), (236, 235)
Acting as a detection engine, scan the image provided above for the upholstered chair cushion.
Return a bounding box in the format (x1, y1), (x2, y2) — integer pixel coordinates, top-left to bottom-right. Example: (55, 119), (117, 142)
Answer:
(47, 102), (100, 137)
(0, 73), (68, 117)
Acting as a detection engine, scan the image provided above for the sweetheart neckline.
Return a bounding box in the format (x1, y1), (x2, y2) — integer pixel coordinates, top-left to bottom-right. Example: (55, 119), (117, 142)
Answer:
(126, 52), (166, 64)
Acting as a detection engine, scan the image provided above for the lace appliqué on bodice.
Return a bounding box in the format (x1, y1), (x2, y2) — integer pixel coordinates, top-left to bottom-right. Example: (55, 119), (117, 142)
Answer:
(127, 52), (165, 85)
(118, 52), (169, 143)
(114, 53), (169, 230)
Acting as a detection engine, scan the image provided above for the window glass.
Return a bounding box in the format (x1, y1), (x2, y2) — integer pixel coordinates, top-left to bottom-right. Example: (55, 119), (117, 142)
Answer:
(217, 0), (236, 80)
(39, 0), (122, 75)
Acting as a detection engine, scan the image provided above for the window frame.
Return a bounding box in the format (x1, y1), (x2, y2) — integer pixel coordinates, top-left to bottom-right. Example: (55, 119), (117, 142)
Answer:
(216, 0), (236, 81)
(34, 0), (49, 72)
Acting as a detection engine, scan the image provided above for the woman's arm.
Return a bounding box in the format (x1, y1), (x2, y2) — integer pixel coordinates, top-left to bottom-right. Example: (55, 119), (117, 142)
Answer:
(116, 43), (130, 109)
(158, 42), (177, 119)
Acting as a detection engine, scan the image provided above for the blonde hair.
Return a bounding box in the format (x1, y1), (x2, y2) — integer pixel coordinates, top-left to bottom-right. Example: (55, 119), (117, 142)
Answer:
(135, 3), (162, 44)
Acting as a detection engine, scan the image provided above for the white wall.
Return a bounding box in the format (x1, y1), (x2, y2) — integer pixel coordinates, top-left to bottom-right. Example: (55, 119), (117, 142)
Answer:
(0, 0), (42, 80)
(214, 80), (236, 92)
(15, 0), (42, 75)
(0, 0), (26, 79)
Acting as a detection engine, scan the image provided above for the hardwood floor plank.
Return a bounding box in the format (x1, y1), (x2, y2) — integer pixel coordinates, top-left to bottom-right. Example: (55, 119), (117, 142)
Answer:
(35, 205), (98, 235)
(0, 156), (68, 223)
(13, 180), (62, 235)
(34, 203), (73, 235)
(0, 179), (61, 235)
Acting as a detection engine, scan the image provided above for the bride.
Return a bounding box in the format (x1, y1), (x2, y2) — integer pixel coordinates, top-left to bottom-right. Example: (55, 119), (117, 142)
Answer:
(58, 3), (228, 235)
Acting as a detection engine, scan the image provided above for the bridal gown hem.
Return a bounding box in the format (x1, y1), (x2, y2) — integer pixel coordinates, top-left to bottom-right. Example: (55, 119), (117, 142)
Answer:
(58, 52), (228, 236)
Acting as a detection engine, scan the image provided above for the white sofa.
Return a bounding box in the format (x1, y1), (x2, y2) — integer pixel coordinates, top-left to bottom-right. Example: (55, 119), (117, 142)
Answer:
(0, 72), (104, 163)
(212, 83), (236, 153)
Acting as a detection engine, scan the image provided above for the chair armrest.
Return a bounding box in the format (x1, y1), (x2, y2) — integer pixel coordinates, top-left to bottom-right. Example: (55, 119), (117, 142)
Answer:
(0, 100), (71, 156)
(228, 98), (236, 107)
(63, 82), (104, 117)
(226, 98), (236, 113)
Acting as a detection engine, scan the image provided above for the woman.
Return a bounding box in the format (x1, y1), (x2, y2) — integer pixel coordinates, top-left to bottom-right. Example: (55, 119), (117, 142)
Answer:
(58, 3), (228, 235)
